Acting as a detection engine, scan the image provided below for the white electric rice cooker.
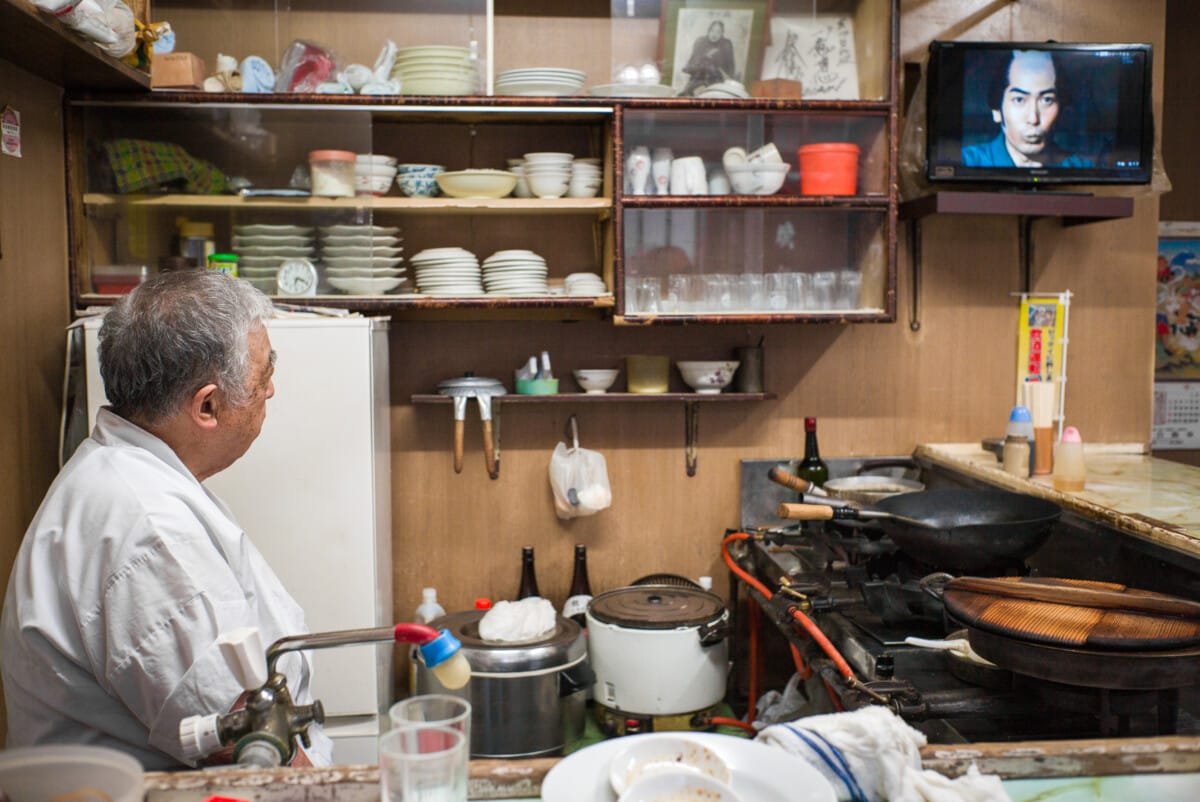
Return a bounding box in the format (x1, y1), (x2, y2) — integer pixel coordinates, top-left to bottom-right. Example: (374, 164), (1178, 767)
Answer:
(586, 586), (731, 734)
(414, 610), (589, 758)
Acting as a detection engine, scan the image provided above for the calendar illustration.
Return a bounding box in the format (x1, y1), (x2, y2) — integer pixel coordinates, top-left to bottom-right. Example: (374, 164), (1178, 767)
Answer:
(1152, 382), (1200, 449)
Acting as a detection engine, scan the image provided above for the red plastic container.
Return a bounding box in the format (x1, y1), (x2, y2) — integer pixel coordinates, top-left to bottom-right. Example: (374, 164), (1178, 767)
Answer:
(798, 142), (860, 196)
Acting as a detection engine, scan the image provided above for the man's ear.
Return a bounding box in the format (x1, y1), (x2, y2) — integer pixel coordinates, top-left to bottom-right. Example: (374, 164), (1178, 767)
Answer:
(992, 109), (1003, 124)
(190, 383), (221, 431)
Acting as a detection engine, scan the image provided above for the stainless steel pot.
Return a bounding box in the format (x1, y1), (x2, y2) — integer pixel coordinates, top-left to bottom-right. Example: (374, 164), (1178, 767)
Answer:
(586, 586), (730, 717)
(414, 610), (588, 758)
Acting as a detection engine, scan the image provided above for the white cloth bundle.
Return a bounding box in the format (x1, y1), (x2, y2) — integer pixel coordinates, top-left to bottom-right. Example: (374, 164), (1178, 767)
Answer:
(478, 597), (557, 643)
(756, 706), (1007, 802)
(33, 0), (135, 57)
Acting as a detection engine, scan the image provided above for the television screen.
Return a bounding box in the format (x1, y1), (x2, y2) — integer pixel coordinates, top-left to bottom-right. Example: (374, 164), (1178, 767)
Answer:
(925, 41), (1154, 185)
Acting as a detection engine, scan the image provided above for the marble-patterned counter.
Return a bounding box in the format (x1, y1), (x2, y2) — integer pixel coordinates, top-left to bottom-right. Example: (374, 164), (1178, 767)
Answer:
(915, 443), (1200, 560)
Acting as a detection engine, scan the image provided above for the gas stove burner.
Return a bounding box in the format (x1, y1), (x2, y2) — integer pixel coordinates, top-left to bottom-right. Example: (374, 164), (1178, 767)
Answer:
(594, 703), (721, 737)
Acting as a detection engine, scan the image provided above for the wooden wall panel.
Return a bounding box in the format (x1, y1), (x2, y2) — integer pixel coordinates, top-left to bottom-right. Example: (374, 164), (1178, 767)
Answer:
(0, 58), (70, 748)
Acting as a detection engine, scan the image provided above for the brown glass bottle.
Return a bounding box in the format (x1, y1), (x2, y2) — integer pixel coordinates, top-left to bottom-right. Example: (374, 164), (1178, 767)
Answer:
(517, 545), (541, 599)
(562, 544), (593, 627)
(796, 417), (830, 488)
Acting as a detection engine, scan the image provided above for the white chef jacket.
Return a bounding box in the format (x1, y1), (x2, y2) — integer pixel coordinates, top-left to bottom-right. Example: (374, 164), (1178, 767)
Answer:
(0, 408), (333, 769)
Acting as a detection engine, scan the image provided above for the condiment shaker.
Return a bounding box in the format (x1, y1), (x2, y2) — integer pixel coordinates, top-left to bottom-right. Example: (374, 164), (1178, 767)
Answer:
(1053, 426), (1086, 492)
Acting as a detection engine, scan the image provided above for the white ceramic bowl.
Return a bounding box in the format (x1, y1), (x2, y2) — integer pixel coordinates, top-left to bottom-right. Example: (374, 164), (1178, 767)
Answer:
(573, 369), (620, 394)
(618, 770), (740, 802)
(527, 173), (569, 199)
(328, 276), (406, 294)
(356, 154), (397, 167)
(725, 163), (790, 195)
(435, 169), (518, 199)
(609, 736), (732, 795)
(355, 172), (395, 196)
(676, 361), (740, 394)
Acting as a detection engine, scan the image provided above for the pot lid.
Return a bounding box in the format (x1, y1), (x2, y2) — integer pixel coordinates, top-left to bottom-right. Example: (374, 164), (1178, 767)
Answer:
(438, 375), (505, 391)
(432, 610), (584, 673)
(588, 586), (725, 629)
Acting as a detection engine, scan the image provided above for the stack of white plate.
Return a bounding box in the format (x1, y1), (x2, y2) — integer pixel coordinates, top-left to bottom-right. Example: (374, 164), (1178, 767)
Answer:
(391, 46), (478, 96)
(317, 224), (408, 294)
(410, 247), (484, 296)
(495, 68), (586, 96)
(565, 272), (608, 296)
(481, 250), (549, 296)
(696, 80), (750, 99)
(233, 224), (317, 293)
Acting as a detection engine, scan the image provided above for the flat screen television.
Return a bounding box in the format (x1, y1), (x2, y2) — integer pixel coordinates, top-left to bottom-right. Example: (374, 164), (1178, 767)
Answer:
(925, 41), (1154, 186)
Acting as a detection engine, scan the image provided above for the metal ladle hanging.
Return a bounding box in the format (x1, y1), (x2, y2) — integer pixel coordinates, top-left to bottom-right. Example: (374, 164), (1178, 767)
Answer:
(437, 375), (506, 479)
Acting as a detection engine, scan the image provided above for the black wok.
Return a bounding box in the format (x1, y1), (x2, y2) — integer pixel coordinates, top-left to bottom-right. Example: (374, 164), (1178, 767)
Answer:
(778, 488), (1061, 571)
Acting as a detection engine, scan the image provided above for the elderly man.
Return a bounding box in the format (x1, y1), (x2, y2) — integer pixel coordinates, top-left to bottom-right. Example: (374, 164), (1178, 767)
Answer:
(1, 270), (331, 769)
(961, 49), (1094, 168)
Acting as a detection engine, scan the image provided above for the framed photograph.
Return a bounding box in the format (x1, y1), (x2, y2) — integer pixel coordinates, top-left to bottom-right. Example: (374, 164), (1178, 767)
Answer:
(660, 0), (769, 96)
(1156, 221), (1200, 380)
(760, 14), (860, 100)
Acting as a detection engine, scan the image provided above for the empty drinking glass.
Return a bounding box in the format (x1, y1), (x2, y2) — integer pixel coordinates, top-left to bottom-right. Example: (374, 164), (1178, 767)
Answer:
(766, 273), (790, 311)
(836, 269), (863, 310)
(812, 271), (837, 310)
(702, 274), (734, 312)
(634, 276), (663, 313)
(380, 724), (467, 802)
(733, 274), (765, 311)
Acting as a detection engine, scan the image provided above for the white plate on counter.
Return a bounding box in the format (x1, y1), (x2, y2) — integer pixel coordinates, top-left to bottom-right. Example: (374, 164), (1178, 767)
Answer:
(541, 733), (836, 802)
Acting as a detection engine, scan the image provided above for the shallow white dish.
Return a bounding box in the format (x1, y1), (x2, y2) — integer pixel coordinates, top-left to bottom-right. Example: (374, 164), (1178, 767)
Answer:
(236, 246), (315, 258)
(328, 276), (406, 294)
(233, 235), (313, 248)
(589, 83), (675, 98)
(322, 256), (405, 269)
(324, 266), (405, 278)
(321, 245), (404, 258)
(619, 770), (740, 802)
(320, 225), (400, 237)
(237, 266), (281, 277)
(234, 224), (314, 237)
(322, 235), (402, 248)
(541, 732), (835, 802)
(609, 735), (731, 795)
(436, 169), (518, 199)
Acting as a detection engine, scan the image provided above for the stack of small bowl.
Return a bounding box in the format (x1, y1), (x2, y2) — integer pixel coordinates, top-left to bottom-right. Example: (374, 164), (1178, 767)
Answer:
(567, 157), (601, 198)
(391, 46), (478, 95)
(396, 163), (445, 197)
(522, 152), (574, 199)
(355, 154), (398, 197)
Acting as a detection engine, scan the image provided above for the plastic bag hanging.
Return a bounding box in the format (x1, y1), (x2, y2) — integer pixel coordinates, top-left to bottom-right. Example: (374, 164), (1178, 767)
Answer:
(549, 415), (612, 520)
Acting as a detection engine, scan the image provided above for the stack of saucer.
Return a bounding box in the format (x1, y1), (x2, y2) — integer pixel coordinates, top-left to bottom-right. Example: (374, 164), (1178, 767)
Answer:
(495, 68), (585, 96)
(391, 46), (478, 95)
(317, 224), (408, 294)
(233, 224), (317, 293)
(565, 272), (608, 296)
(410, 247), (484, 296)
(481, 250), (549, 296)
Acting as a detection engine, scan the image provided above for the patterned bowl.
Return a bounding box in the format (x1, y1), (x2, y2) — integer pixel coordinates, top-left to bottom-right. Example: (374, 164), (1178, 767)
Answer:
(676, 361), (740, 394)
(396, 165), (444, 197)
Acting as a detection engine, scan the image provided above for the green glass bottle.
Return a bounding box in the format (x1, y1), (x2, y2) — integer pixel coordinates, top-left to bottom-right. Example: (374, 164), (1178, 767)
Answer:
(796, 417), (829, 488)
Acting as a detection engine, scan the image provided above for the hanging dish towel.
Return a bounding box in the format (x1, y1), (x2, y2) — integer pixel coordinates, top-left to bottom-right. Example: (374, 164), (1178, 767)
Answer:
(756, 706), (1007, 802)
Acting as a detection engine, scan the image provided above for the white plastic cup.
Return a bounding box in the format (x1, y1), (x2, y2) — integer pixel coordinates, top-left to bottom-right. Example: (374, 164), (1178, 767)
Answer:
(379, 724), (467, 802)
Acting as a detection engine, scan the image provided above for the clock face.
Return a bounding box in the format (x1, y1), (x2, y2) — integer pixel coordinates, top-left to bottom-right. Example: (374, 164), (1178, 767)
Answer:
(277, 258), (318, 296)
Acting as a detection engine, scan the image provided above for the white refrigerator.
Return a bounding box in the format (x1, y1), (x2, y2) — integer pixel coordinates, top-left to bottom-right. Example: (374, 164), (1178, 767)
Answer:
(80, 314), (393, 765)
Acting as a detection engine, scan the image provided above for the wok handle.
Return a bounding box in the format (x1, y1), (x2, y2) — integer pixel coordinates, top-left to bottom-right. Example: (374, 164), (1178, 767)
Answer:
(767, 466), (827, 496)
(948, 577), (1200, 620)
(453, 420), (465, 474)
(482, 419), (498, 479)
(776, 502), (859, 521)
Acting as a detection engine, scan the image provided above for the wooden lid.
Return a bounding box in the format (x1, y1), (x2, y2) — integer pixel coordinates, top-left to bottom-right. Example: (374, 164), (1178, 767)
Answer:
(943, 576), (1200, 651)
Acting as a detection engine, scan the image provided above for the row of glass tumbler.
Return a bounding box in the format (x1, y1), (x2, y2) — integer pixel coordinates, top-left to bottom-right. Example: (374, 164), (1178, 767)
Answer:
(626, 270), (862, 314)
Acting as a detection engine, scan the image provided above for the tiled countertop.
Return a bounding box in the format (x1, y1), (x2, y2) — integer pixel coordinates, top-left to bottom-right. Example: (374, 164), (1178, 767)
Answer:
(915, 443), (1200, 558)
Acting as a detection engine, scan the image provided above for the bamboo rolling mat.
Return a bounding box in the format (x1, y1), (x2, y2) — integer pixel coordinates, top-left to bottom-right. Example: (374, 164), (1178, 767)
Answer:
(943, 576), (1200, 651)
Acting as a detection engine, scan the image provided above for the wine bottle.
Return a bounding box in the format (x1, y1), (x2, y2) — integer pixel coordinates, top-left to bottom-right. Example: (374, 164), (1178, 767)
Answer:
(517, 545), (541, 599)
(562, 544), (593, 627)
(796, 417), (829, 488)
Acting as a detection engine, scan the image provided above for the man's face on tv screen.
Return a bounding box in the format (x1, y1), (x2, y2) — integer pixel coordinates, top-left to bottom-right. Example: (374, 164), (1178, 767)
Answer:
(994, 51), (1060, 165)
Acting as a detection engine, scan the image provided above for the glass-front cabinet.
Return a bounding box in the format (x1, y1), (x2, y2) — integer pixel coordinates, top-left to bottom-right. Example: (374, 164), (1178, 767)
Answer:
(63, 0), (896, 322)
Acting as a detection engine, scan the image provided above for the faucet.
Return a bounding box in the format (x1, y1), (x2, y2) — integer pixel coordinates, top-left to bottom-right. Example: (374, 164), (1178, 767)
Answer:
(179, 623), (469, 768)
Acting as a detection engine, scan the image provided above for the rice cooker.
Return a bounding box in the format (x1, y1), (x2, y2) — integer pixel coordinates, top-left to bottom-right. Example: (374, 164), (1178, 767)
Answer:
(414, 610), (590, 758)
(586, 586), (731, 735)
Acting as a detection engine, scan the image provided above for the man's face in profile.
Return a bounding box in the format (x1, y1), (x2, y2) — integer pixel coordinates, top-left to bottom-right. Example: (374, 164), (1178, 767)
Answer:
(993, 50), (1060, 165)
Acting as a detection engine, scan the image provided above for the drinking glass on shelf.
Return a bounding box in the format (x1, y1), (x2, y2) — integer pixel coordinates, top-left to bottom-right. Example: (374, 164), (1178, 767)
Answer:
(812, 271), (837, 310)
(702, 273), (734, 312)
(380, 724), (468, 802)
(665, 274), (689, 313)
(836, 269), (863, 310)
(766, 273), (790, 311)
(734, 274), (765, 312)
(634, 276), (663, 313)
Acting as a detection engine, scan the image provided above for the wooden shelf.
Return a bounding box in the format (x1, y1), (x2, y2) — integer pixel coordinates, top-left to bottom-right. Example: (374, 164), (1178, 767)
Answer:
(82, 193), (612, 215)
(412, 392), (774, 404)
(80, 293), (615, 314)
(414, 390), (775, 476)
(0, 0), (150, 92)
(900, 191), (1134, 225)
(622, 196), (890, 210)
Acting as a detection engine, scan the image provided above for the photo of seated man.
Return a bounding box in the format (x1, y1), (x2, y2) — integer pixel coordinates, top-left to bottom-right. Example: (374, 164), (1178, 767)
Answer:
(961, 49), (1094, 168)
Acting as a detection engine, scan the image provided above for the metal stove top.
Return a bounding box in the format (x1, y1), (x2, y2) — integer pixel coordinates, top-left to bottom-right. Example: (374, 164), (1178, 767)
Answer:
(735, 458), (1200, 744)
